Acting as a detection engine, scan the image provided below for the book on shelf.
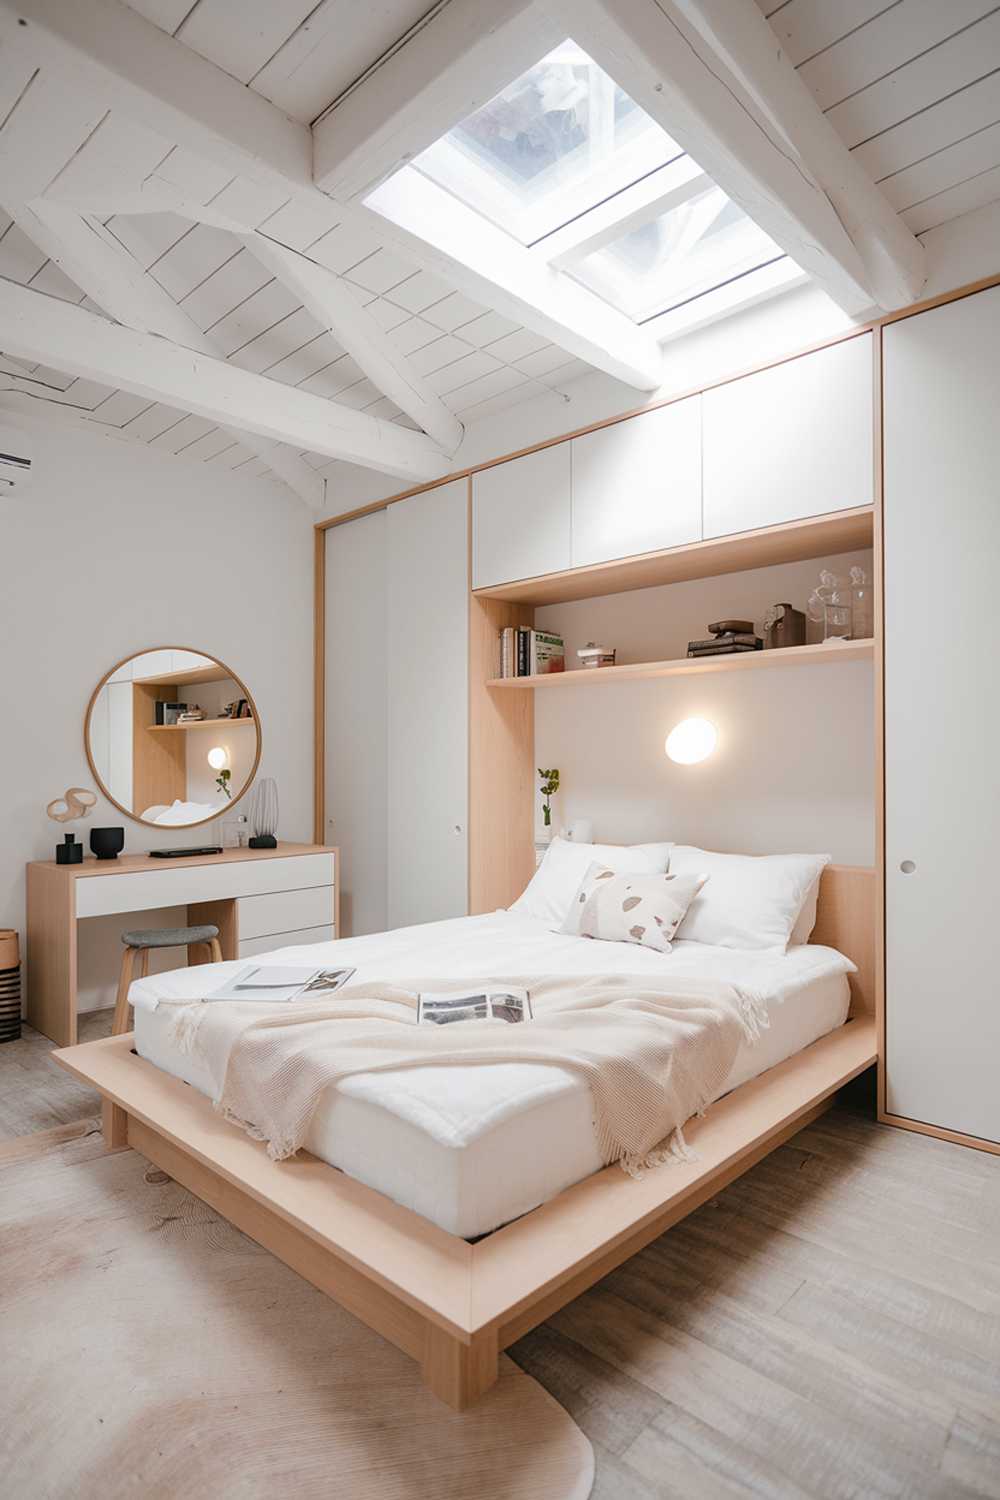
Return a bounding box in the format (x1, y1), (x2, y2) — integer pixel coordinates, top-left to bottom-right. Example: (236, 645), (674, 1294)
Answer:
(496, 627), (565, 678)
(687, 633), (760, 651)
(686, 641), (763, 658)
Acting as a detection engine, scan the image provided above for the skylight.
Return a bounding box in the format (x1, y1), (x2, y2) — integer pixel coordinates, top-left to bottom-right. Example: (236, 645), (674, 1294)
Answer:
(368, 38), (800, 351)
(411, 40), (681, 246)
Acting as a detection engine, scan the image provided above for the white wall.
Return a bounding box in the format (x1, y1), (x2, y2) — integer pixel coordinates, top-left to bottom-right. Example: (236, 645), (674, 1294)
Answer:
(0, 425), (315, 1010)
(534, 550), (876, 864)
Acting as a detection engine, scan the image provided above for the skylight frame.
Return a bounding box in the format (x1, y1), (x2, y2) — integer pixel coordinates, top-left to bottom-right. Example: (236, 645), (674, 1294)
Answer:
(365, 34), (808, 353)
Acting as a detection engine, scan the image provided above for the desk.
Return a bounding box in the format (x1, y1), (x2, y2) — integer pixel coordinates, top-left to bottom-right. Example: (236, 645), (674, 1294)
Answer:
(27, 843), (338, 1046)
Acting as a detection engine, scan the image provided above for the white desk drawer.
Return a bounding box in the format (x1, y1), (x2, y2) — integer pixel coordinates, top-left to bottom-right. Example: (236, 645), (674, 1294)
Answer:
(239, 924), (335, 958)
(76, 854), (335, 918)
(238, 886), (334, 941)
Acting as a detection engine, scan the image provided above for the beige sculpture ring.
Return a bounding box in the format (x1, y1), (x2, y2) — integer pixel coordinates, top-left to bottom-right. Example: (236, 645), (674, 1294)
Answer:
(47, 787), (98, 823)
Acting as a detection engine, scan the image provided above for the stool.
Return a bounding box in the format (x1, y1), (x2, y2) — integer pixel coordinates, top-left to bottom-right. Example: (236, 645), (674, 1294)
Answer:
(112, 924), (222, 1036)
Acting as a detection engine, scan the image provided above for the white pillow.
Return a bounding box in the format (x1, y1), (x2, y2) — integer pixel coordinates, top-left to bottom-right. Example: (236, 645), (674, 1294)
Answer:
(510, 836), (664, 929)
(789, 876), (822, 945)
(151, 799), (221, 825)
(667, 847), (831, 952)
(571, 864), (707, 952)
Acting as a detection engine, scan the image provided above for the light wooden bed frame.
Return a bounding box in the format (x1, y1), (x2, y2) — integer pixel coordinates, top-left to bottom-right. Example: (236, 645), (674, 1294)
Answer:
(53, 863), (875, 1411)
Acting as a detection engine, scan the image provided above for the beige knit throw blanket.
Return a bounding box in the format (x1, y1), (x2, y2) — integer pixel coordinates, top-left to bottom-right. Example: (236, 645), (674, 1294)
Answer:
(163, 973), (767, 1176)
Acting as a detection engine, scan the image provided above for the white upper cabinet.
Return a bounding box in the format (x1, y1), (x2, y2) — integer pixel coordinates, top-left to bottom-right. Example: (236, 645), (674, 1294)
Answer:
(702, 334), (874, 538)
(472, 443), (571, 588)
(571, 397), (701, 567)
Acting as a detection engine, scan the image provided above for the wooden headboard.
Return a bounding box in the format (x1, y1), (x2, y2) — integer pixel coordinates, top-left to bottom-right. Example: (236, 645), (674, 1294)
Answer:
(811, 864), (876, 1016)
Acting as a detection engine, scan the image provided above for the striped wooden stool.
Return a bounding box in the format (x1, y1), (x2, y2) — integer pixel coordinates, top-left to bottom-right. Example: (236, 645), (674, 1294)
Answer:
(112, 924), (222, 1036)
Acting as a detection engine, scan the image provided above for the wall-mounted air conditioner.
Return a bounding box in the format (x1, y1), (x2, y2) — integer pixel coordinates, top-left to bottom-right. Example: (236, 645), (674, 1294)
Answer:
(0, 425), (32, 495)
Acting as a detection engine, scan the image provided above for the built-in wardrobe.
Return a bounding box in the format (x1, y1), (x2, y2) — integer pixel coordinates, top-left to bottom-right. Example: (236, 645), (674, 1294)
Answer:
(882, 283), (1000, 1151)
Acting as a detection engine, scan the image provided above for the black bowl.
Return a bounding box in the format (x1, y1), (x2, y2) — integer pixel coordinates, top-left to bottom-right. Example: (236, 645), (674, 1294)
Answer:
(90, 827), (125, 861)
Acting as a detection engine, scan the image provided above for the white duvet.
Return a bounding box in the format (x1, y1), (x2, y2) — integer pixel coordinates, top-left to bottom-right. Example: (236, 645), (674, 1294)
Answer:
(131, 910), (855, 1238)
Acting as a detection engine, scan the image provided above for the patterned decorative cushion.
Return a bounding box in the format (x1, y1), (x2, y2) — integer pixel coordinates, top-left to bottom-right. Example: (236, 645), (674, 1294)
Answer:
(572, 863), (708, 953)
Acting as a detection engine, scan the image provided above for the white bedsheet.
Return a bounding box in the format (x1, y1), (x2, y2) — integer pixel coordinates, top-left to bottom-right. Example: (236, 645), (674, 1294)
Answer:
(131, 910), (853, 1238)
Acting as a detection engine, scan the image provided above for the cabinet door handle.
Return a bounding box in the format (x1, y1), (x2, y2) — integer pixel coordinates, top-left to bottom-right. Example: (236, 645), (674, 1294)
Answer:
(900, 860), (916, 874)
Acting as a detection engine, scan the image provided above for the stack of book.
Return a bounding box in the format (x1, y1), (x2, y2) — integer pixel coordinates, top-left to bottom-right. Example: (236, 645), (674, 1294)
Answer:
(687, 619), (763, 658)
(498, 627), (565, 677)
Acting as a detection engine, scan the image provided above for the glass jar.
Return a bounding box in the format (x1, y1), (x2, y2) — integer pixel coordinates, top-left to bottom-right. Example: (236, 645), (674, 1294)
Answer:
(823, 598), (852, 641)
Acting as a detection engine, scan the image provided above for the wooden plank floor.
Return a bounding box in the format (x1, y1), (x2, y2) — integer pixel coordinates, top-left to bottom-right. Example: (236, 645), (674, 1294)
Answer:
(0, 1009), (112, 1138)
(511, 1100), (1000, 1500)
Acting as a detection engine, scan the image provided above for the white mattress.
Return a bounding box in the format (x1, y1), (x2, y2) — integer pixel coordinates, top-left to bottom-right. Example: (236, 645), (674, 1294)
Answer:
(131, 910), (853, 1238)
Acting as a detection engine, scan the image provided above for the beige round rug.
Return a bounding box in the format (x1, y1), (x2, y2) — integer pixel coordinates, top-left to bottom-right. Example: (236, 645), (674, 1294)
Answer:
(0, 1123), (593, 1499)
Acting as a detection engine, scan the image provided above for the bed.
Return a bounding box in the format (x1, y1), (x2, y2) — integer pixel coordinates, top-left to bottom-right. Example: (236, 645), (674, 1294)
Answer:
(53, 864), (876, 1410)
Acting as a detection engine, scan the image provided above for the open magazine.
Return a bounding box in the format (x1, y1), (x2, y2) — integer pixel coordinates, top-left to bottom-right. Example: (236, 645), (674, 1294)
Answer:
(417, 988), (532, 1025)
(209, 965), (356, 1003)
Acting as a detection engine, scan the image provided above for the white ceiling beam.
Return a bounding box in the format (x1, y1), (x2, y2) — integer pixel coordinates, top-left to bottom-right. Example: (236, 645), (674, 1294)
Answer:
(0, 0), (311, 194)
(243, 232), (464, 454)
(10, 0), (664, 391)
(675, 0), (926, 310)
(8, 199), (326, 509)
(312, 0), (562, 202)
(362, 171), (666, 388)
(0, 277), (451, 482)
(544, 0), (889, 316)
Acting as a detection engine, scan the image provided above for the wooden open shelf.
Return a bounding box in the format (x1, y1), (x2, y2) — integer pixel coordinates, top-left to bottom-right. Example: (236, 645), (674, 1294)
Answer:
(489, 638), (874, 688)
(146, 717), (255, 731)
(134, 664), (232, 688)
(474, 506), (874, 606)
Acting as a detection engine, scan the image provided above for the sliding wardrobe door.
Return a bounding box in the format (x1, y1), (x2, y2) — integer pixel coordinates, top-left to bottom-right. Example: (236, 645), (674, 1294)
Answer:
(386, 479), (469, 928)
(883, 288), (1000, 1145)
(325, 510), (388, 937)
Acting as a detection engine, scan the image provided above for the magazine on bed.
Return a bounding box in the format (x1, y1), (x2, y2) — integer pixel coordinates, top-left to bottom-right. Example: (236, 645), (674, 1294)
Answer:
(209, 965), (356, 1003)
(417, 988), (532, 1025)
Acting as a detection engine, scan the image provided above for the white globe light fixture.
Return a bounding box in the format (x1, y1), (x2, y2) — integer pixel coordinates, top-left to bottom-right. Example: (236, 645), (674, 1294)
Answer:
(665, 717), (717, 765)
(207, 746), (230, 771)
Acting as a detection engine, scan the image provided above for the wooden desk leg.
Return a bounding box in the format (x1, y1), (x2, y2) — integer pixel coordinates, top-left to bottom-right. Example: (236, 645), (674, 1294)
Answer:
(26, 863), (77, 1047)
(102, 1100), (129, 1152)
(187, 899), (238, 963)
(421, 1324), (499, 1410)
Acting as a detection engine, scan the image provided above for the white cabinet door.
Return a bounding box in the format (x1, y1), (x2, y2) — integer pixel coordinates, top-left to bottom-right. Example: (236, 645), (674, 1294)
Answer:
(571, 397), (701, 567)
(703, 334), (874, 538)
(473, 443), (571, 588)
(387, 479), (469, 927)
(884, 288), (1000, 1144)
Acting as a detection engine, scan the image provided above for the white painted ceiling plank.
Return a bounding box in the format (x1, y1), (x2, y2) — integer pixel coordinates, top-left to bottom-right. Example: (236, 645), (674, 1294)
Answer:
(681, 0), (925, 308)
(850, 72), (1000, 183)
(798, 0), (999, 113)
(899, 161), (1000, 233)
(765, 0), (899, 70)
(42, 109), (174, 205)
(878, 120), (1000, 211)
(176, 0), (319, 86)
(250, 0), (443, 126)
(0, 62), (108, 201)
(826, 13), (1000, 149)
(0, 275), (451, 479)
(244, 232), (464, 452)
(125, 0), (194, 29)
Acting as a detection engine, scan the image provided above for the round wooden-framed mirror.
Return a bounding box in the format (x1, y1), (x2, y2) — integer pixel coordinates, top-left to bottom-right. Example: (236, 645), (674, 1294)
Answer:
(84, 647), (262, 829)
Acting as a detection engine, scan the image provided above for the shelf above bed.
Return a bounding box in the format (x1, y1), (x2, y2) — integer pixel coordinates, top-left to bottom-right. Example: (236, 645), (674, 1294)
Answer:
(488, 638), (875, 688)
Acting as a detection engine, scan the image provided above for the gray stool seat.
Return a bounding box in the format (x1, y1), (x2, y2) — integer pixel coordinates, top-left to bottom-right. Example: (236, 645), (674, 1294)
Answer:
(121, 924), (219, 949)
(112, 924), (223, 1036)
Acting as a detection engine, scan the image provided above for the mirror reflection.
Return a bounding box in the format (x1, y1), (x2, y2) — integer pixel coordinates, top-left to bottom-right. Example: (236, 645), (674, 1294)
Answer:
(85, 648), (261, 828)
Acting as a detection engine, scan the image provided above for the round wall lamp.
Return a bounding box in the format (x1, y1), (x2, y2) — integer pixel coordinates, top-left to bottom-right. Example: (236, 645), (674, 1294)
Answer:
(207, 746), (230, 771)
(665, 717), (717, 765)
